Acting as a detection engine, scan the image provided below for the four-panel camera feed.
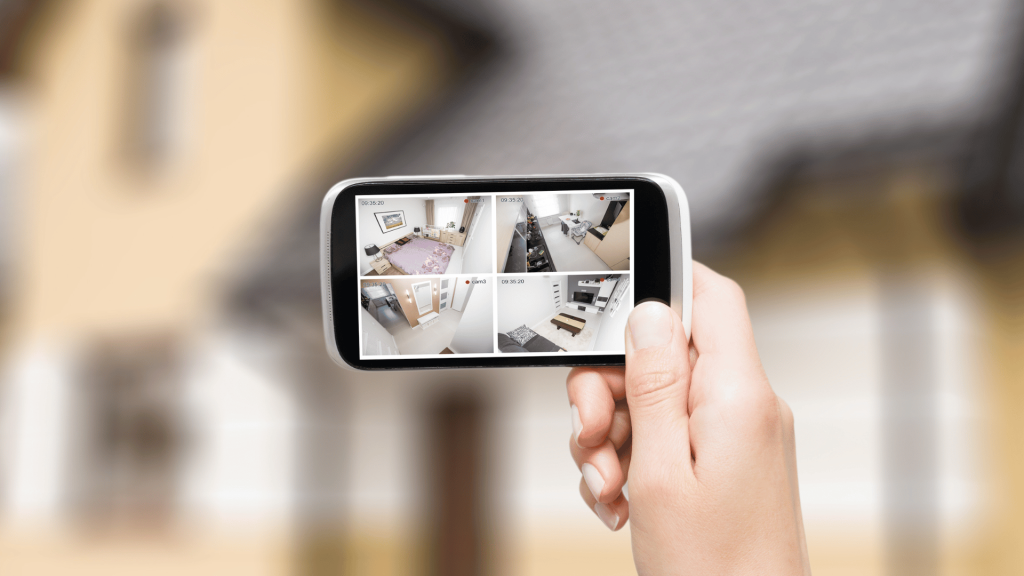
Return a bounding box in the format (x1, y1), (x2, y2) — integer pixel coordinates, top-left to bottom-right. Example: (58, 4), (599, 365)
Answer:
(356, 191), (633, 358)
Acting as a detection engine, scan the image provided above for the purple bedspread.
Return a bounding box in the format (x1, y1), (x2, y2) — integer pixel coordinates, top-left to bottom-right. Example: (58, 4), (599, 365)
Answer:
(385, 237), (455, 274)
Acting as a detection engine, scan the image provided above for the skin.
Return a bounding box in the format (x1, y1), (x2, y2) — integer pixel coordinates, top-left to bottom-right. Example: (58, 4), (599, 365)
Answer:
(566, 262), (811, 575)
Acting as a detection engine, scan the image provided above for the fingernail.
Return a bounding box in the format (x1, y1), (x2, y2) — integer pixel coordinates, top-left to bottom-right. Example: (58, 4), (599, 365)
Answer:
(571, 404), (583, 446)
(581, 463), (605, 500)
(628, 302), (674, 350)
(622, 480), (629, 501)
(595, 502), (619, 530)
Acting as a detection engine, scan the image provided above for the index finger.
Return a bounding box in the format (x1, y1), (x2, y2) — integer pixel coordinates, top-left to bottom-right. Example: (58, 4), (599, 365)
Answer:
(690, 261), (759, 366)
(566, 367), (625, 448)
(687, 262), (774, 438)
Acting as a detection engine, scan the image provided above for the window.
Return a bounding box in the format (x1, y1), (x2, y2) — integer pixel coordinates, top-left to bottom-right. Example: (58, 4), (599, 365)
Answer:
(532, 196), (561, 217)
(607, 276), (630, 316)
(127, 3), (193, 167)
(436, 203), (459, 229)
(0, 95), (21, 284)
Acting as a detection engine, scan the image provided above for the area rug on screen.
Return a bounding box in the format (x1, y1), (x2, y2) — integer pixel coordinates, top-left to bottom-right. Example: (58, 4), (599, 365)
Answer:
(385, 238), (455, 274)
(532, 314), (596, 352)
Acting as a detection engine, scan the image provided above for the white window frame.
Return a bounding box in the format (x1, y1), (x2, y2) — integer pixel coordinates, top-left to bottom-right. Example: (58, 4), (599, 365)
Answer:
(435, 202), (459, 229)
(532, 196), (561, 218)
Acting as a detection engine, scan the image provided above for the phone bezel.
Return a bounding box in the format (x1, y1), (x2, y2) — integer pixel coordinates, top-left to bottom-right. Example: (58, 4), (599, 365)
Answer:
(322, 175), (689, 370)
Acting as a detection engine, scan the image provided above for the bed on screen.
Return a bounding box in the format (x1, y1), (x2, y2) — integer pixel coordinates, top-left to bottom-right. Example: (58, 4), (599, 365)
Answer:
(382, 237), (455, 275)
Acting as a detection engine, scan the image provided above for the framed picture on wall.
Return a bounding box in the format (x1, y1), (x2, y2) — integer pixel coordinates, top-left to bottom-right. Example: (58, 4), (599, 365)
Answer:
(374, 210), (407, 234)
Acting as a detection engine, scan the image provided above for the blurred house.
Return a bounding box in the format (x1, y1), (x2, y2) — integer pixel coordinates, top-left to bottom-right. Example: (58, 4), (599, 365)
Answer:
(1, 1), (1023, 576)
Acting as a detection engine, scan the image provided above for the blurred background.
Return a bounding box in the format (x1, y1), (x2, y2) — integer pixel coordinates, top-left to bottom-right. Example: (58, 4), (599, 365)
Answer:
(0, 0), (1022, 574)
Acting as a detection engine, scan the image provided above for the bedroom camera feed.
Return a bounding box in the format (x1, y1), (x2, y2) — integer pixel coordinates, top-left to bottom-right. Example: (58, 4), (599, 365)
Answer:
(496, 274), (632, 354)
(360, 276), (494, 356)
(497, 191), (631, 273)
(357, 195), (493, 276)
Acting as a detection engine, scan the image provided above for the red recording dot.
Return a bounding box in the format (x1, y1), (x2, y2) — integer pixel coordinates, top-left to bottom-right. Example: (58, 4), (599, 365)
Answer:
(465, 280), (470, 284)
(464, 199), (469, 203)
(600, 196), (605, 200)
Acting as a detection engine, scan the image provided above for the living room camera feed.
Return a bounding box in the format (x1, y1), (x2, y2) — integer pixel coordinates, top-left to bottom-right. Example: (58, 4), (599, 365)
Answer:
(360, 276), (493, 356)
(496, 274), (632, 354)
(496, 191), (631, 273)
(357, 195), (493, 276)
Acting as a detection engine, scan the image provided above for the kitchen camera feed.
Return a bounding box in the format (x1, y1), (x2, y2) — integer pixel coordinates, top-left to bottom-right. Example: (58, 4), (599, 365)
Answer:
(496, 192), (631, 273)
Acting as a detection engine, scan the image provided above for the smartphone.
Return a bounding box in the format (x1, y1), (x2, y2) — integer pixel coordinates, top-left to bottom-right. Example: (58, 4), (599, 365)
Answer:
(321, 174), (691, 370)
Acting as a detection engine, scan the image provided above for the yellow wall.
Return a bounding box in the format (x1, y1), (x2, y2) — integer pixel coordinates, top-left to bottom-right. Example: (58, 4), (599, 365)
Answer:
(10, 0), (450, 339)
(0, 1), (458, 572)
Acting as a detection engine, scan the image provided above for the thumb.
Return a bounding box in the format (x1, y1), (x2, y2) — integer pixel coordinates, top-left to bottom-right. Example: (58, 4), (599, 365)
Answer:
(625, 301), (693, 468)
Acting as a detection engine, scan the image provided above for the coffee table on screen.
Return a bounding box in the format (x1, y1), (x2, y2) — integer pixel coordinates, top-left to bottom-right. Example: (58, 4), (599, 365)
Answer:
(551, 313), (586, 337)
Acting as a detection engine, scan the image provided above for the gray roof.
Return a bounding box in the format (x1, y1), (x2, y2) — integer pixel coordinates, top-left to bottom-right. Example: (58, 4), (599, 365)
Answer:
(372, 0), (1015, 241)
(230, 0), (1020, 313)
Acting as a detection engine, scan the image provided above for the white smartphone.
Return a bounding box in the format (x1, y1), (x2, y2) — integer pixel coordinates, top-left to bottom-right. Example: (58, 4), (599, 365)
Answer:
(320, 174), (691, 370)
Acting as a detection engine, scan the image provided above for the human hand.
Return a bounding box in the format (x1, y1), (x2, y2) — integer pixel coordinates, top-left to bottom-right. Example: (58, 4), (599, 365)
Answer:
(566, 262), (810, 575)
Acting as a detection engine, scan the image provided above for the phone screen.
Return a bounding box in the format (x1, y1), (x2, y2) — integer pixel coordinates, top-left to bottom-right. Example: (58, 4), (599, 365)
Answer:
(356, 190), (633, 358)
